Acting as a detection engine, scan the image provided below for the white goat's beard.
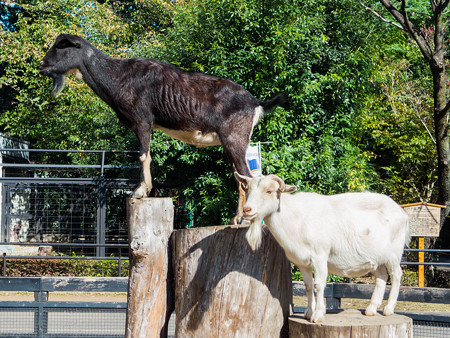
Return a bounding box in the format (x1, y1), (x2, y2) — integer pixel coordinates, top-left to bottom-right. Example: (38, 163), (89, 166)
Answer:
(51, 73), (66, 97)
(245, 219), (263, 251)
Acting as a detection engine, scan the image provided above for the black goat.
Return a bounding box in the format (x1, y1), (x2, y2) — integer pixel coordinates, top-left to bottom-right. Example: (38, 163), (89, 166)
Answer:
(40, 34), (286, 218)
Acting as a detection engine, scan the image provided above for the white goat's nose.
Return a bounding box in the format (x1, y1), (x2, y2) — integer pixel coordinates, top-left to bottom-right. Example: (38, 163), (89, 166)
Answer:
(243, 206), (252, 214)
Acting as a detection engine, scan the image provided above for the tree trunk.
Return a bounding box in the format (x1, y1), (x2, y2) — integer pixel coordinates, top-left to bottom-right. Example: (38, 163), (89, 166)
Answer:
(172, 225), (292, 337)
(125, 198), (174, 338)
(431, 59), (450, 241)
(431, 66), (450, 206)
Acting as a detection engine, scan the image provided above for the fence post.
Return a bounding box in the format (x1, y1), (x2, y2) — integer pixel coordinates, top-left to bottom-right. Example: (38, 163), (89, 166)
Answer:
(125, 198), (174, 338)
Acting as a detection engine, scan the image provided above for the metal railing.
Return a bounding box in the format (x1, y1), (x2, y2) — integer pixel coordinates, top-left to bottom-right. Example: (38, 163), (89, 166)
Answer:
(403, 248), (450, 266)
(0, 148), (139, 176)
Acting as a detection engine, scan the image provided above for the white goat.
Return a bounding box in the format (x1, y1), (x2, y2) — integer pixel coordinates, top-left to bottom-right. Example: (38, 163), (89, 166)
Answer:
(235, 173), (410, 323)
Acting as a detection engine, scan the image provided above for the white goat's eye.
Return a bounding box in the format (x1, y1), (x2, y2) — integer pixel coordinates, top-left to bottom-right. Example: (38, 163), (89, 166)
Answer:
(266, 190), (272, 194)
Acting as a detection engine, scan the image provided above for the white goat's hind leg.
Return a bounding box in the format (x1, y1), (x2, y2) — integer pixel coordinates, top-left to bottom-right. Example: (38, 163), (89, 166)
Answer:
(383, 263), (402, 316)
(365, 265), (388, 316)
(311, 260), (327, 323)
(299, 266), (315, 321)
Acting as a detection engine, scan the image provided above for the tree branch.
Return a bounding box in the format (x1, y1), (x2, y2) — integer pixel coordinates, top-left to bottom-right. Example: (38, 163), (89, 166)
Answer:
(430, 0), (437, 13)
(442, 99), (450, 116)
(442, 0), (450, 10)
(378, 0), (434, 61)
(356, 0), (403, 30)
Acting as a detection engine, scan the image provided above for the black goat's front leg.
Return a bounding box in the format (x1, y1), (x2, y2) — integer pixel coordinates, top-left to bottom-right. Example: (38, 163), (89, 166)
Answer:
(132, 126), (152, 198)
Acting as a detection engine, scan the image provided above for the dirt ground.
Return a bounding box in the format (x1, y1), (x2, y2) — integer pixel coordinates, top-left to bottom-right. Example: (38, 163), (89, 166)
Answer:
(293, 296), (450, 313)
(1, 291), (448, 313)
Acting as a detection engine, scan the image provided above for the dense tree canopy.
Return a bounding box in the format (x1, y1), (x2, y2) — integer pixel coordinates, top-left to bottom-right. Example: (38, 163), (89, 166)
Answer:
(0, 0), (446, 229)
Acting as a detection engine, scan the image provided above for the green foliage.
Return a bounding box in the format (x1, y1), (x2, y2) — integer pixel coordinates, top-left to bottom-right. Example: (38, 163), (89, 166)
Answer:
(0, 0), (443, 227)
(356, 55), (437, 202)
(291, 264), (345, 283)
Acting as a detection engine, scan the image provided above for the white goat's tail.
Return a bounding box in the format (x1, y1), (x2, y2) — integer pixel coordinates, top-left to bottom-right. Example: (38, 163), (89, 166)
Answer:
(246, 221), (263, 251)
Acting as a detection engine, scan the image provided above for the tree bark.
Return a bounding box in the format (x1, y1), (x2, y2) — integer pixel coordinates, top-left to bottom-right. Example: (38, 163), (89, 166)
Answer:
(172, 225), (292, 337)
(125, 198), (174, 338)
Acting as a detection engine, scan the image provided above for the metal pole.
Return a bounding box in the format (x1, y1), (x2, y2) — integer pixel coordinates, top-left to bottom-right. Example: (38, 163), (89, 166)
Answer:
(3, 253), (6, 277)
(101, 151), (106, 177)
(118, 247), (122, 277)
(96, 179), (106, 257)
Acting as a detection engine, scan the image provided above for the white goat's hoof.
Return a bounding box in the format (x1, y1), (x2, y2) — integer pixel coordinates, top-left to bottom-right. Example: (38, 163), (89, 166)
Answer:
(311, 315), (324, 323)
(304, 308), (313, 321)
(311, 311), (324, 323)
(365, 305), (377, 316)
(383, 306), (394, 316)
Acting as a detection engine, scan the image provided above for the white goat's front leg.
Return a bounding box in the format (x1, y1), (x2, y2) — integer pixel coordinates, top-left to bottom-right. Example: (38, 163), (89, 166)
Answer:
(299, 266), (315, 321)
(383, 262), (402, 316)
(365, 265), (388, 316)
(311, 259), (327, 323)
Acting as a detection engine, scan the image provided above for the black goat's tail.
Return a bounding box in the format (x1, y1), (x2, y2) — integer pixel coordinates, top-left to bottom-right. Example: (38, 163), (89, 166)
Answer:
(261, 93), (289, 112)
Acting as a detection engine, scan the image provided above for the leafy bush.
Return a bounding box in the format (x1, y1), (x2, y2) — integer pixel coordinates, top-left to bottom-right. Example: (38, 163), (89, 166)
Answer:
(291, 263), (418, 286)
(3, 258), (129, 277)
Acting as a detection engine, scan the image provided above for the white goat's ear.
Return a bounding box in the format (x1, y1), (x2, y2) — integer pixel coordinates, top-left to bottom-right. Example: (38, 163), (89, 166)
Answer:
(269, 175), (296, 193)
(284, 185), (297, 193)
(234, 171), (250, 190)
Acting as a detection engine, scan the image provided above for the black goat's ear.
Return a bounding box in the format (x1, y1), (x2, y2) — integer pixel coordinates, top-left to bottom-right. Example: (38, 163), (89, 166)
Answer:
(56, 37), (81, 49)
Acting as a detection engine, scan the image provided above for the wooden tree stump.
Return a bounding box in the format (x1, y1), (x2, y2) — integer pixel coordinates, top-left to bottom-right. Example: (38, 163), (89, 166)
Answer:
(125, 198), (174, 338)
(289, 309), (413, 338)
(172, 225), (292, 337)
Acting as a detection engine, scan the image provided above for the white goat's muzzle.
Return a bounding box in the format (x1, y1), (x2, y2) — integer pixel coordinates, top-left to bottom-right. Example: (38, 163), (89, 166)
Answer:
(243, 213), (257, 221)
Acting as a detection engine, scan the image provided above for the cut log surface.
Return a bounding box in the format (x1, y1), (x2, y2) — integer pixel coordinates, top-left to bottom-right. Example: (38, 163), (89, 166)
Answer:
(125, 198), (174, 338)
(172, 225), (292, 338)
(289, 309), (413, 338)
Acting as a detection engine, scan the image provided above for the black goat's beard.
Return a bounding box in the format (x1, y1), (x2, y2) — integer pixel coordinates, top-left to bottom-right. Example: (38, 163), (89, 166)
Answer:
(50, 73), (66, 97)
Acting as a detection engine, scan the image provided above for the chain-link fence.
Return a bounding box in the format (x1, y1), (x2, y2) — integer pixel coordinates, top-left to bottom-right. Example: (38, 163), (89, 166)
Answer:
(1, 178), (135, 257)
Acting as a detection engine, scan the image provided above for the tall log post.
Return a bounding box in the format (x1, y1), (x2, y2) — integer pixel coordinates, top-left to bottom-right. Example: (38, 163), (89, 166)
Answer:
(172, 225), (292, 337)
(125, 198), (174, 338)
